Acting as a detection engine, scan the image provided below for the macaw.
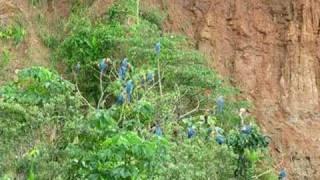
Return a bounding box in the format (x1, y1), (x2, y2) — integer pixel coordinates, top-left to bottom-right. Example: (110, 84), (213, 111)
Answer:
(118, 58), (130, 80)
(155, 42), (161, 55)
(126, 80), (134, 102)
(241, 125), (252, 134)
(75, 62), (80, 74)
(216, 96), (225, 113)
(187, 126), (196, 139)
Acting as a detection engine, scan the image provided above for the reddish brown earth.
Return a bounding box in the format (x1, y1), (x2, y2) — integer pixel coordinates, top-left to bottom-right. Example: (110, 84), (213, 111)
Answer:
(1, 0), (320, 179)
(154, 0), (320, 179)
(0, 0), (50, 84)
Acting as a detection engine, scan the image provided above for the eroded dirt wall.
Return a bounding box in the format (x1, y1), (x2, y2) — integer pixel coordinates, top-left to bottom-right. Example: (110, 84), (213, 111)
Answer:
(155, 0), (320, 179)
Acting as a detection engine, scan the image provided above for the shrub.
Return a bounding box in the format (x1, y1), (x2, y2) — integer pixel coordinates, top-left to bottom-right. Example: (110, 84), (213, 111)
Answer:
(0, 24), (26, 45)
(0, 48), (10, 67)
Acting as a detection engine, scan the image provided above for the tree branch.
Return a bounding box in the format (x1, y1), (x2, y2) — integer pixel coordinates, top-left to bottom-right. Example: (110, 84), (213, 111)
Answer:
(177, 98), (200, 120)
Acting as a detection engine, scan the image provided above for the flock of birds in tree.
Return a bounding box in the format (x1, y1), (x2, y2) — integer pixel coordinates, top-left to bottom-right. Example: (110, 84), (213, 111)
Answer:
(73, 41), (287, 180)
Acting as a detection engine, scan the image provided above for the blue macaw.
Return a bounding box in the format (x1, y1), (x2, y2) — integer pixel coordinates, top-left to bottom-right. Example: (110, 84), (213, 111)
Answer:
(241, 125), (252, 134)
(75, 62), (80, 74)
(215, 127), (224, 135)
(121, 58), (128, 67)
(146, 71), (154, 83)
(99, 58), (108, 73)
(215, 134), (225, 145)
(116, 92), (125, 105)
(118, 58), (130, 80)
(126, 80), (134, 102)
(155, 125), (163, 137)
(187, 126), (196, 139)
(155, 42), (161, 55)
(216, 96), (225, 114)
(279, 169), (287, 180)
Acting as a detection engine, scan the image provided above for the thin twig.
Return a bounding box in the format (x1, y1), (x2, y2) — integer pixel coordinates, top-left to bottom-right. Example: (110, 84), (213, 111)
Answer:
(73, 72), (95, 110)
(252, 169), (273, 179)
(172, 88), (189, 115)
(140, 79), (160, 98)
(177, 98), (200, 120)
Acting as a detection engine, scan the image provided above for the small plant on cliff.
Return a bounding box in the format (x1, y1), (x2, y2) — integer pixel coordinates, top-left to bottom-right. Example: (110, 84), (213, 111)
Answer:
(0, 48), (10, 67)
(0, 24), (26, 45)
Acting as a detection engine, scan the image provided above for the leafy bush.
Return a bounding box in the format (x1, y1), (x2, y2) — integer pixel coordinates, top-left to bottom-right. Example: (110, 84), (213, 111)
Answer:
(66, 130), (168, 179)
(0, 24), (26, 45)
(227, 125), (270, 179)
(40, 31), (60, 49)
(0, 67), (82, 178)
(0, 67), (74, 105)
(0, 48), (10, 67)
(141, 7), (167, 29)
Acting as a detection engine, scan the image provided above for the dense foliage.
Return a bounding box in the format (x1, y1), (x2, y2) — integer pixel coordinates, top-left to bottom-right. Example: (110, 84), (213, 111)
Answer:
(0, 0), (276, 179)
(0, 23), (26, 45)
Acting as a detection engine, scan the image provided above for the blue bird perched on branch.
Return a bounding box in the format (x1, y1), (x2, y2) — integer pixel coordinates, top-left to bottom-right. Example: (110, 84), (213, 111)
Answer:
(155, 42), (161, 55)
(141, 71), (155, 88)
(146, 71), (155, 84)
(155, 124), (163, 137)
(118, 58), (131, 80)
(215, 134), (225, 145)
(215, 96), (225, 114)
(75, 62), (80, 74)
(215, 127), (224, 135)
(241, 124), (252, 134)
(98, 58), (111, 74)
(126, 80), (134, 103)
(116, 91), (125, 105)
(187, 126), (196, 139)
(214, 126), (225, 145)
(279, 169), (287, 180)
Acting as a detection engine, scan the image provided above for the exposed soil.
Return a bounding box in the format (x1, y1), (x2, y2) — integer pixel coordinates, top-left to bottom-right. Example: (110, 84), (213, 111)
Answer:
(0, 0), (50, 84)
(153, 0), (320, 179)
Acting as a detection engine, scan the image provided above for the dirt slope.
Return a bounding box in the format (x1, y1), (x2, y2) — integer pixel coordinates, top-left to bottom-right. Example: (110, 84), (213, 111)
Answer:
(0, 0), (50, 84)
(153, 0), (320, 179)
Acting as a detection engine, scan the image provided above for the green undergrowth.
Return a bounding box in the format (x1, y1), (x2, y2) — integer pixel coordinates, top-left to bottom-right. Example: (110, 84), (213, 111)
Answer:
(0, 23), (26, 45)
(0, 21), (26, 72)
(0, 0), (276, 179)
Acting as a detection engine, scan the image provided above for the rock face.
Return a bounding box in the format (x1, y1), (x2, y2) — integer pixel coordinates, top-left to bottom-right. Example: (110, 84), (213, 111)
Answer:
(154, 0), (320, 179)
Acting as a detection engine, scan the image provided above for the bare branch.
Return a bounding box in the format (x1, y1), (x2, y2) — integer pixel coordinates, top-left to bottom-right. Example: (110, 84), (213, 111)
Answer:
(177, 98), (200, 120)
(73, 72), (95, 110)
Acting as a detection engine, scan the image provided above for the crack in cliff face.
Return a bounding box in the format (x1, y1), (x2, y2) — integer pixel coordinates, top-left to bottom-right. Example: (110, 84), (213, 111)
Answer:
(157, 0), (320, 179)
